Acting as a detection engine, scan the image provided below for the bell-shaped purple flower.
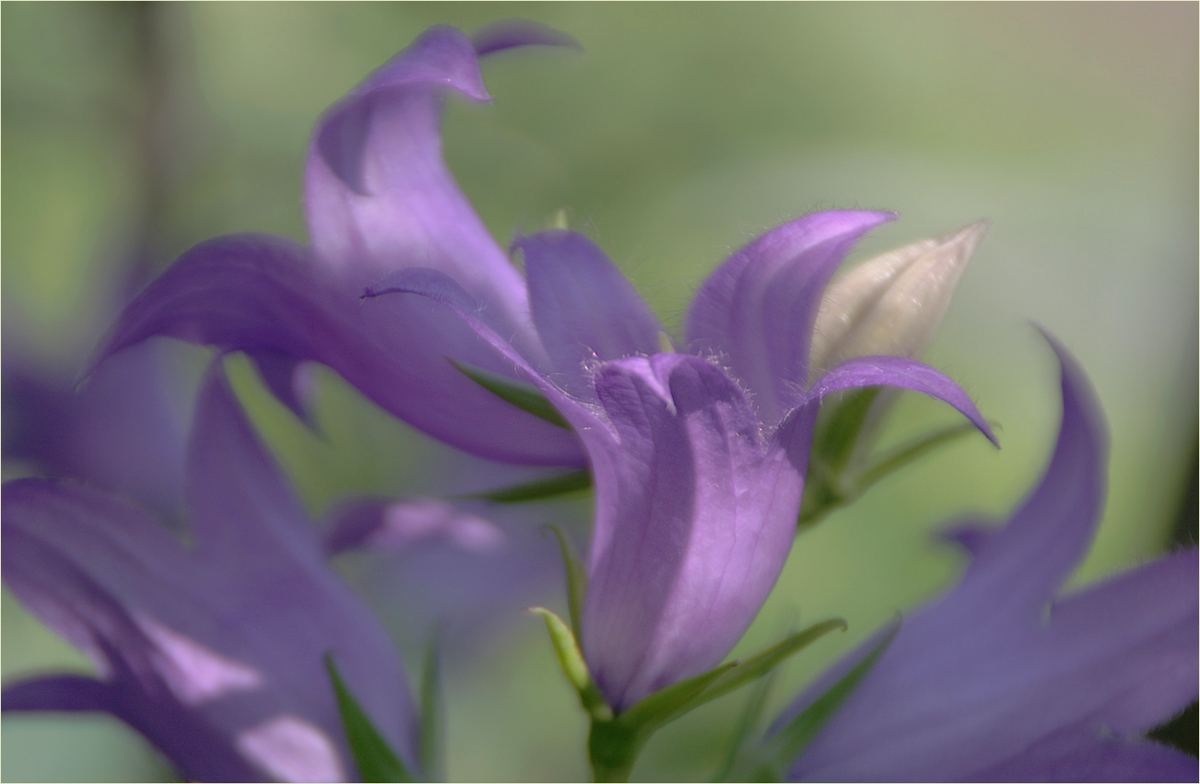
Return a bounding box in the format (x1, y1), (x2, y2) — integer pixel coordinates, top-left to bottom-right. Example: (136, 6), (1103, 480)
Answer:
(2, 362), (420, 782)
(91, 23), (997, 713)
(365, 216), (995, 713)
(779, 335), (1198, 782)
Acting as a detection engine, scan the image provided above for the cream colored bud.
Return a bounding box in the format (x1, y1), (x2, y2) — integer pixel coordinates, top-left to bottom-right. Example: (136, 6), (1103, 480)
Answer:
(809, 221), (987, 382)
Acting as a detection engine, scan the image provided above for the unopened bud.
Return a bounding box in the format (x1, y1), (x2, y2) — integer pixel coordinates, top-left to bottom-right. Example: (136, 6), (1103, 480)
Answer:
(809, 221), (987, 382)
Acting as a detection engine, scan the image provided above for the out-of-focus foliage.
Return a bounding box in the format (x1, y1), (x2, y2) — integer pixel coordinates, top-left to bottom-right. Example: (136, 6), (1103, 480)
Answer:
(3, 4), (1195, 781)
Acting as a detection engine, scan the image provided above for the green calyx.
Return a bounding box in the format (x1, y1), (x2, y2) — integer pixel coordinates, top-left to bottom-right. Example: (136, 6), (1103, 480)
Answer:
(449, 358), (569, 429)
(325, 654), (414, 783)
(531, 608), (847, 782)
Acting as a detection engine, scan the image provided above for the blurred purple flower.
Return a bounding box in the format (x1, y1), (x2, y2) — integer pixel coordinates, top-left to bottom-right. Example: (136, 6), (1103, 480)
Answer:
(4, 330), (190, 523)
(2, 361), (421, 782)
(370, 217), (996, 713)
(90, 23), (997, 712)
(780, 335), (1198, 782)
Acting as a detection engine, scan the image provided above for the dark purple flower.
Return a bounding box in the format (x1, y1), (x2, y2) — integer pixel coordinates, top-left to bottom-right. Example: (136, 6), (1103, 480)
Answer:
(2, 362), (420, 782)
(368, 217), (996, 713)
(91, 24), (997, 712)
(779, 335), (1199, 782)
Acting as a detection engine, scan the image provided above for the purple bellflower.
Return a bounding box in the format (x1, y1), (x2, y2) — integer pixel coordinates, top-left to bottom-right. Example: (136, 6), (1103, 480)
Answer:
(779, 335), (1199, 782)
(366, 215), (997, 713)
(91, 24), (998, 713)
(2, 361), (421, 782)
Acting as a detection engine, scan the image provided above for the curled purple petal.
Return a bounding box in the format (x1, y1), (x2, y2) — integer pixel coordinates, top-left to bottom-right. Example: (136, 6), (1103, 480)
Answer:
(304, 26), (538, 361)
(782, 337), (1199, 782)
(517, 230), (665, 397)
(471, 20), (582, 57)
(686, 210), (896, 425)
(96, 233), (585, 466)
(796, 354), (998, 447)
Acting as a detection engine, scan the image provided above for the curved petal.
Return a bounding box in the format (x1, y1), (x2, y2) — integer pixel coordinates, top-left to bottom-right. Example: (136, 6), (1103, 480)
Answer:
(517, 230), (664, 397)
(363, 267), (607, 440)
(686, 211), (896, 425)
(95, 233), (585, 466)
(471, 20), (582, 57)
(969, 726), (1199, 782)
(785, 354), (997, 448)
(2, 362), (423, 781)
(2, 670), (262, 783)
(303, 26), (541, 361)
(323, 496), (504, 556)
(783, 338), (1199, 782)
(580, 354), (803, 711)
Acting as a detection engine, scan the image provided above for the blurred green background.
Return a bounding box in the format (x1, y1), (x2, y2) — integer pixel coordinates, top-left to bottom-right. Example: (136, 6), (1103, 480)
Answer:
(2, 3), (1195, 781)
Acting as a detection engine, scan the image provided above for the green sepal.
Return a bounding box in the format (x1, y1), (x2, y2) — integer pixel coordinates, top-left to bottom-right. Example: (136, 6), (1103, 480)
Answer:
(448, 358), (569, 429)
(756, 619), (901, 777)
(589, 663), (736, 783)
(810, 387), (881, 475)
(588, 619), (845, 782)
(461, 469), (592, 504)
(324, 653), (413, 783)
(545, 524), (589, 640)
(799, 395), (993, 531)
(714, 652), (785, 783)
(418, 633), (443, 783)
(529, 607), (612, 722)
(693, 619), (846, 709)
(855, 419), (989, 490)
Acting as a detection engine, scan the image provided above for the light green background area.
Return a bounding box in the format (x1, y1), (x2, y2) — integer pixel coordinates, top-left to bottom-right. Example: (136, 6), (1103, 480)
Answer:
(2, 3), (1195, 781)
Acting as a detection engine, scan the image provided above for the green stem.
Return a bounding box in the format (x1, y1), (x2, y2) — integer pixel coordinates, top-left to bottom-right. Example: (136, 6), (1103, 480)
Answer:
(588, 719), (644, 783)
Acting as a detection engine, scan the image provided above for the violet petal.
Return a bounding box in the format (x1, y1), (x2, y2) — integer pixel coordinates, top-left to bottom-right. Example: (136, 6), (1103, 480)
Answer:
(96, 233), (584, 466)
(518, 230), (664, 398)
(2, 363), (421, 782)
(782, 338), (1199, 782)
(580, 354), (803, 712)
(471, 20), (582, 57)
(686, 211), (896, 425)
(323, 496), (504, 556)
(304, 26), (539, 362)
(796, 354), (997, 447)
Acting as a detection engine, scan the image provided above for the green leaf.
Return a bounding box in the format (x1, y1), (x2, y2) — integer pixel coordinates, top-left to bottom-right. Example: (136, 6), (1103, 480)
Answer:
(759, 620), (900, 775)
(855, 420), (989, 490)
(588, 620), (844, 782)
(529, 607), (612, 722)
(618, 660), (738, 731)
(418, 633), (442, 783)
(799, 411), (997, 532)
(460, 469), (591, 504)
(449, 358), (569, 429)
(325, 653), (413, 783)
(714, 657), (784, 783)
(545, 525), (589, 640)
(811, 387), (881, 474)
(695, 619), (846, 709)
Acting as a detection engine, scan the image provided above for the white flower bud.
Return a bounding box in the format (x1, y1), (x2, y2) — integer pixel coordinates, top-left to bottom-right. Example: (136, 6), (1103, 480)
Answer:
(809, 221), (987, 382)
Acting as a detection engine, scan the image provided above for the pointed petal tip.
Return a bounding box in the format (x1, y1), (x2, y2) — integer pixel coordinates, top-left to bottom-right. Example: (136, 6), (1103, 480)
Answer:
(472, 20), (583, 57)
(314, 25), (489, 194)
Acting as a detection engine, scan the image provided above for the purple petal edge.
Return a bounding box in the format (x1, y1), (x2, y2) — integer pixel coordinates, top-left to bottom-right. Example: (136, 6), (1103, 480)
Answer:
(472, 20), (582, 56)
(795, 354), (997, 446)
